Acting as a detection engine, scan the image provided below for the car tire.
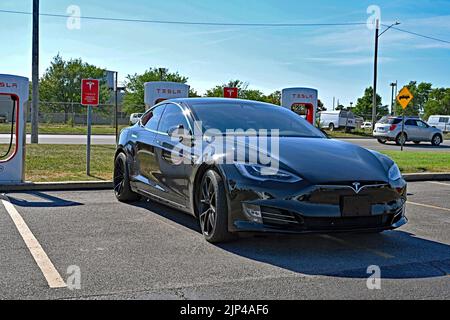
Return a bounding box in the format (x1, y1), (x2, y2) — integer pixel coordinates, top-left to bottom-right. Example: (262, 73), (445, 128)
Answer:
(197, 170), (234, 243)
(329, 123), (335, 132)
(395, 133), (407, 146)
(114, 152), (140, 202)
(377, 139), (387, 144)
(431, 134), (443, 147)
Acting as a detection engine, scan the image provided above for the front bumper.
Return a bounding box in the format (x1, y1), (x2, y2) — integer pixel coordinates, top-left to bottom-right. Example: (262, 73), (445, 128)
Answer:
(373, 130), (397, 140)
(222, 167), (408, 234)
(233, 208), (407, 235)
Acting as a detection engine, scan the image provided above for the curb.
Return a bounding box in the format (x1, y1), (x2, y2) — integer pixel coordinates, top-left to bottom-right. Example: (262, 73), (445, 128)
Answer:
(0, 181), (113, 192)
(1, 174), (450, 192)
(403, 173), (450, 182)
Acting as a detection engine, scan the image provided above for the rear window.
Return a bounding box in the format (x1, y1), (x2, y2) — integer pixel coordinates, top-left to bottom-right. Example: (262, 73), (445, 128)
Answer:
(379, 118), (401, 125)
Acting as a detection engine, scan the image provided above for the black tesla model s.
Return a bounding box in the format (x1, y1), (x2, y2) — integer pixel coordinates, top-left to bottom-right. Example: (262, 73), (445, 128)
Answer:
(114, 98), (407, 243)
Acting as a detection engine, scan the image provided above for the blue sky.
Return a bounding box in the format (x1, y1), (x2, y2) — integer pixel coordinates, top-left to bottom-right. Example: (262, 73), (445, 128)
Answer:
(1, 0), (449, 109)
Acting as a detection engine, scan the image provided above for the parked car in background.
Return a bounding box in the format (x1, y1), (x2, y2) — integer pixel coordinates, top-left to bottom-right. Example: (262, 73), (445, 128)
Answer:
(318, 110), (356, 132)
(373, 116), (444, 146)
(362, 122), (373, 130)
(130, 113), (144, 125)
(427, 115), (450, 133)
(0, 114), (6, 123)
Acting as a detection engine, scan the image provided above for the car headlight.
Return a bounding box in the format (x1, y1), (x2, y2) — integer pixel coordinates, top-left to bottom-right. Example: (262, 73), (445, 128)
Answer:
(235, 164), (302, 183)
(388, 163), (402, 181)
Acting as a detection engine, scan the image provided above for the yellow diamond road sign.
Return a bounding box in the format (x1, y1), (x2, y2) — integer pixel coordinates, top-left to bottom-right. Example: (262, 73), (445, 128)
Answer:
(397, 87), (414, 109)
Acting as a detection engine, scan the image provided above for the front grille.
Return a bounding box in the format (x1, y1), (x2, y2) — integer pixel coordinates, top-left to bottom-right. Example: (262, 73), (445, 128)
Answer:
(303, 183), (397, 206)
(261, 207), (300, 227)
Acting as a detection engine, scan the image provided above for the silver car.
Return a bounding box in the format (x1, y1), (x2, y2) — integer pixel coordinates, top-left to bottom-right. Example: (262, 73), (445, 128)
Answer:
(373, 116), (444, 146)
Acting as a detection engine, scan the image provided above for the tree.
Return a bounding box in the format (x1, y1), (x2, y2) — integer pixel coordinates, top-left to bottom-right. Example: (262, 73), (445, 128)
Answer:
(394, 81), (432, 116)
(264, 91), (281, 105)
(353, 87), (387, 119)
(317, 99), (326, 111)
(123, 68), (194, 114)
(39, 54), (109, 122)
(423, 88), (450, 119)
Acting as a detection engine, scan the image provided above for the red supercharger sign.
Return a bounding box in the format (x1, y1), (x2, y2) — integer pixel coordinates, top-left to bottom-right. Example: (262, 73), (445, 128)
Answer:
(81, 79), (100, 106)
(224, 87), (238, 99)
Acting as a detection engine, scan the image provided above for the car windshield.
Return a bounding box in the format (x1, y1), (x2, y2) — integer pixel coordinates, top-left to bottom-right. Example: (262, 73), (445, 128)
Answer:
(190, 102), (326, 138)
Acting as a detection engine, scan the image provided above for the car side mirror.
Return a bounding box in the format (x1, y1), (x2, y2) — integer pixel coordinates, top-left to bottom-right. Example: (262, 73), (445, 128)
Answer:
(320, 129), (330, 139)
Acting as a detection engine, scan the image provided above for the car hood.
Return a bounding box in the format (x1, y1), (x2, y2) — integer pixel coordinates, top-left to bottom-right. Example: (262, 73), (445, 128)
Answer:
(265, 137), (389, 184)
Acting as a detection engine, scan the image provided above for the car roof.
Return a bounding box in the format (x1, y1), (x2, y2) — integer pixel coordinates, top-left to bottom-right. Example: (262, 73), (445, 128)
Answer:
(165, 97), (278, 108)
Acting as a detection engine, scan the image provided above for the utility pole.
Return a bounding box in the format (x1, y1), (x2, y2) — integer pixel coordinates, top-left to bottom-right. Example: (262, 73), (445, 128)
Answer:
(115, 71), (118, 145)
(31, 0), (39, 144)
(372, 21), (400, 130)
(390, 82), (397, 115)
(371, 19), (380, 131)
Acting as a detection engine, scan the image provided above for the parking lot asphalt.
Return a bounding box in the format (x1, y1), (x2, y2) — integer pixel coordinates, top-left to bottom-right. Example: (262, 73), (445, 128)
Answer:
(0, 181), (449, 300)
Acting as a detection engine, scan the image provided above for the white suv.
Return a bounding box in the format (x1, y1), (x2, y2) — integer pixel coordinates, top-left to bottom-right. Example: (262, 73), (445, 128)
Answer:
(373, 116), (444, 146)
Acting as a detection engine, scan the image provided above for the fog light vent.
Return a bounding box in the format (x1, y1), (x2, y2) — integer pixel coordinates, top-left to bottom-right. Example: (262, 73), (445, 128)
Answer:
(242, 204), (263, 224)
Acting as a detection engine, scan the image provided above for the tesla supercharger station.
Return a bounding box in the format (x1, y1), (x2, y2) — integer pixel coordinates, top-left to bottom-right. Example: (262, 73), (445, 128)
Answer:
(281, 87), (318, 125)
(144, 82), (190, 110)
(0, 74), (28, 184)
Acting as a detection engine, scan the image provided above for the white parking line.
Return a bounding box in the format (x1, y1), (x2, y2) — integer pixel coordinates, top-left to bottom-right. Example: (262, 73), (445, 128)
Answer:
(408, 201), (450, 213)
(1, 197), (67, 289)
(428, 181), (450, 187)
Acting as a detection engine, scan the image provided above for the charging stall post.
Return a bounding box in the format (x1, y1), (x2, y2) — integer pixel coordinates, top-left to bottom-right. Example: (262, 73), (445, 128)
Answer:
(144, 82), (190, 110)
(281, 88), (318, 126)
(0, 74), (29, 185)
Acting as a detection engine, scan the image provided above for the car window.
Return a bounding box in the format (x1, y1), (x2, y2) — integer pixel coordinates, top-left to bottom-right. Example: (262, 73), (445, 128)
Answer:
(141, 105), (166, 131)
(417, 121), (428, 128)
(439, 117), (449, 123)
(405, 119), (417, 126)
(387, 118), (402, 125)
(158, 104), (191, 134)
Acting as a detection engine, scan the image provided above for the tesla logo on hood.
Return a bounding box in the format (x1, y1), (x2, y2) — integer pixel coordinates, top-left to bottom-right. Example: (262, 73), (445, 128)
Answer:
(351, 182), (362, 194)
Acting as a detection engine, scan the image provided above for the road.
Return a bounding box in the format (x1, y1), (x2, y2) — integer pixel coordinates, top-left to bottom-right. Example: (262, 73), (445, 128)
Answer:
(1, 181), (449, 300)
(1, 134), (450, 152)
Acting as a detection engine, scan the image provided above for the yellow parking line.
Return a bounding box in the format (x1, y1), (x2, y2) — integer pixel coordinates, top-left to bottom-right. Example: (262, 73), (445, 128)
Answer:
(408, 201), (450, 212)
(320, 235), (394, 259)
(1, 198), (67, 289)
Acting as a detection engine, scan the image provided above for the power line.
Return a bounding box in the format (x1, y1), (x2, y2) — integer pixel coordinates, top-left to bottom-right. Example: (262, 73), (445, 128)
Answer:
(1, 9), (449, 44)
(381, 23), (450, 44)
(0, 9), (367, 27)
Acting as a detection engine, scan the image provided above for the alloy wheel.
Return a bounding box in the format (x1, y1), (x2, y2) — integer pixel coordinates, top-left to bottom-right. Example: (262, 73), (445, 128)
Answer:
(433, 135), (442, 146)
(114, 158), (125, 197)
(199, 176), (217, 236)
